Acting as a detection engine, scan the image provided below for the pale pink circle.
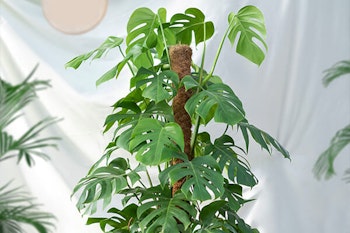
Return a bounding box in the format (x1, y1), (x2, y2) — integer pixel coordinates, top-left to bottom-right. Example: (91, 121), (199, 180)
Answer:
(42, 0), (108, 34)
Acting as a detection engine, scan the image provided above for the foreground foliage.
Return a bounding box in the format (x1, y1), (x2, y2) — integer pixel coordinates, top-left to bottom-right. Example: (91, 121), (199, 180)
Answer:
(67, 6), (290, 233)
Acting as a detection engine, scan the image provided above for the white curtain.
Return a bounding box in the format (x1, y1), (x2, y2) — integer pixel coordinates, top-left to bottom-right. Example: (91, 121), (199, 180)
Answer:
(1, 0), (349, 232)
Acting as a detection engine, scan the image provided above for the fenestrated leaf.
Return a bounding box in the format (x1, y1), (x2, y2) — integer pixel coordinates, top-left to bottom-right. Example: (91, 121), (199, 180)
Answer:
(137, 186), (196, 233)
(86, 204), (138, 232)
(129, 118), (184, 166)
(65, 36), (123, 69)
(170, 8), (214, 45)
(322, 60), (350, 87)
(134, 68), (179, 103)
(227, 6), (267, 66)
(184, 78), (245, 125)
(199, 200), (227, 223)
(126, 8), (161, 51)
(238, 121), (290, 159)
(73, 158), (139, 214)
(211, 135), (258, 187)
(313, 124), (350, 180)
(107, 101), (174, 151)
(159, 154), (224, 201)
(223, 205), (259, 233)
(221, 181), (246, 212)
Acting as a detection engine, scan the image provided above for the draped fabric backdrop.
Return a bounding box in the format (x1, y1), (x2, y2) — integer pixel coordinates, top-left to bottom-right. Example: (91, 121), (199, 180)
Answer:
(1, 0), (350, 232)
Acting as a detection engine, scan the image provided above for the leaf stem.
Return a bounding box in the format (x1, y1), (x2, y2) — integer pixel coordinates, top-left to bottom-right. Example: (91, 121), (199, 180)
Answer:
(203, 22), (232, 85)
(145, 168), (154, 187)
(158, 16), (171, 67)
(191, 25), (207, 155)
(118, 46), (135, 76)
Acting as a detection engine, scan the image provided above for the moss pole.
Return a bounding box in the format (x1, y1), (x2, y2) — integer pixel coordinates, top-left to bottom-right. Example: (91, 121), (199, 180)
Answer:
(170, 45), (193, 196)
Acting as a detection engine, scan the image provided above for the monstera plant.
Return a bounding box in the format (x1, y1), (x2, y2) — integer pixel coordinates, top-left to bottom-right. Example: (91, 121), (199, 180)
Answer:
(67, 5), (290, 233)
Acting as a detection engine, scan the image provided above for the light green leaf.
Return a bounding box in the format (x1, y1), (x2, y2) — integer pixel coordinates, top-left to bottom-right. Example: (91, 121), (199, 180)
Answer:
(185, 79), (245, 125)
(138, 186), (196, 233)
(313, 124), (350, 180)
(170, 8), (214, 45)
(322, 60), (350, 87)
(227, 5), (267, 65)
(95, 65), (118, 87)
(126, 8), (160, 51)
(129, 118), (184, 166)
(65, 36), (123, 69)
(159, 155), (224, 201)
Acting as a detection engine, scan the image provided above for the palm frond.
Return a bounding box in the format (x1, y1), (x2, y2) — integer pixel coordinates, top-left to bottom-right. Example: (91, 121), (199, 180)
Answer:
(0, 65), (61, 166)
(0, 182), (55, 233)
(0, 64), (50, 130)
(313, 124), (350, 180)
(322, 60), (350, 87)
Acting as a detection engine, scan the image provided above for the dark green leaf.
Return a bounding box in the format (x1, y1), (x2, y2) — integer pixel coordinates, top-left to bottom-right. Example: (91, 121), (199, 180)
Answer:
(137, 186), (196, 233)
(199, 200), (227, 223)
(212, 135), (258, 187)
(238, 121), (290, 159)
(73, 158), (137, 214)
(134, 68), (179, 103)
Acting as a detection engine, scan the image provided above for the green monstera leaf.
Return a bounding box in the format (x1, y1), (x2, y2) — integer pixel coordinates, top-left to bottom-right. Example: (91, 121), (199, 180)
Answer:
(170, 8), (214, 45)
(227, 5), (267, 66)
(73, 158), (141, 215)
(137, 186), (196, 233)
(238, 121), (290, 159)
(65, 36), (123, 69)
(129, 118), (184, 166)
(134, 68), (179, 103)
(126, 8), (165, 51)
(86, 204), (139, 233)
(211, 135), (258, 187)
(183, 77), (245, 125)
(160, 154), (224, 201)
